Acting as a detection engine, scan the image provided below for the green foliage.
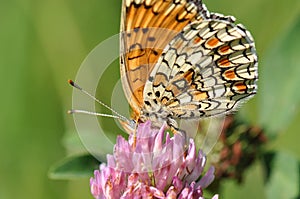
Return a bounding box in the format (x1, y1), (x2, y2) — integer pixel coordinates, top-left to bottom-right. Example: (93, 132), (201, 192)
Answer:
(49, 154), (101, 180)
(264, 151), (299, 199)
(259, 16), (300, 137)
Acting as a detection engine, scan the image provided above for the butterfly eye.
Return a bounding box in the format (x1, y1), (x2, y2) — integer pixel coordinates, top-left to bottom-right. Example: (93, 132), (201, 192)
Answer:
(129, 120), (136, 129)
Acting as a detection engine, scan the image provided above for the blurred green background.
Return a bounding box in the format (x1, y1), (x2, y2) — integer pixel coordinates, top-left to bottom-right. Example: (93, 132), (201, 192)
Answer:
(0, 0), (299, 198)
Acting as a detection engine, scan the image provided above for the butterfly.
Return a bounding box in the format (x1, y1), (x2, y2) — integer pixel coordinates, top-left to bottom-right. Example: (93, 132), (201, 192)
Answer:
(119, 0), (257, 131)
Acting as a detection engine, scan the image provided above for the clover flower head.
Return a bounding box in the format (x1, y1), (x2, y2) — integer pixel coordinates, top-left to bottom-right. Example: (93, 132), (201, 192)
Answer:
(90, 121), (218, 199)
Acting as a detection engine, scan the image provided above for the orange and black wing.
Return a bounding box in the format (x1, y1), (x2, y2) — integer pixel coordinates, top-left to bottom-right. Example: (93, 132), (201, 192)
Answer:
(120, 0), (209, 119)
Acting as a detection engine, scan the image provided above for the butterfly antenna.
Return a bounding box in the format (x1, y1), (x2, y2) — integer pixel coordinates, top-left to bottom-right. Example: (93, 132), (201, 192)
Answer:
(68, 79), (130, 123)
(67, 109), (126, 120)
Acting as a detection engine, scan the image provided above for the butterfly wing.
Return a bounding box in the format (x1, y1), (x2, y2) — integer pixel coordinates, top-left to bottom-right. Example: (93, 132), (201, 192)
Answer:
(120, 0), (211, 119)
(143, 15), (258, 119)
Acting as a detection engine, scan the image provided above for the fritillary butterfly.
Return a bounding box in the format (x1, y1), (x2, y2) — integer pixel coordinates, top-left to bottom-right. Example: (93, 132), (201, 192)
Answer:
(120, 0), (258, 130)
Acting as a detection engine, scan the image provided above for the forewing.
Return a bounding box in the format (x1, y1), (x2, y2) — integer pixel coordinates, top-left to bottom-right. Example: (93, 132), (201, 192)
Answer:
(120, 0), (210, 118)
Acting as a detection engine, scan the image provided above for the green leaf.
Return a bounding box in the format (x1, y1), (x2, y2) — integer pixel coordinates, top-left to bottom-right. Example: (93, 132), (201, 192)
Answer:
(222, 161), (266, 199)
(62, 131), (92, 154)
(264, 151), (299, 199)
(49, 154), (101, 180)
(258, 17), (300, 137)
